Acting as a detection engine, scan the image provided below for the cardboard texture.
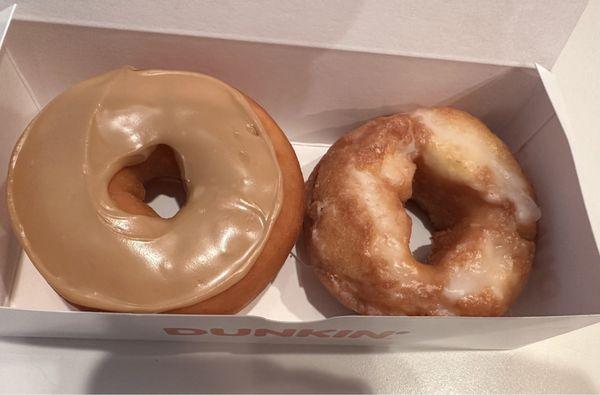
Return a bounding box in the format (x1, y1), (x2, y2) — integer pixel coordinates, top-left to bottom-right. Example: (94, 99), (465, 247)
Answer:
(0, 0), (588, 68)
(552, 1), (600, 246)
(0, 4), (18, 306)
(0, 3), (13, 48)
(0, 3), (599, 348)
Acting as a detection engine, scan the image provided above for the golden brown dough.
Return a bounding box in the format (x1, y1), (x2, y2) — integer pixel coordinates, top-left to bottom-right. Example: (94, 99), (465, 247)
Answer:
(304, 107), (539, 316)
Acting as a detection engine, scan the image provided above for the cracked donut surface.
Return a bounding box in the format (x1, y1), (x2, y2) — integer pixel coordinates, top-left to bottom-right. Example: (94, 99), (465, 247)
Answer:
(304, 107), (540, 316)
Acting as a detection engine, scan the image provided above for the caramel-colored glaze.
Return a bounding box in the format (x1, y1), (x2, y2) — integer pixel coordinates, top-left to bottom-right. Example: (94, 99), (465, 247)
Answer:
(171, 97), (306, 314)
(7, 67), (283, 313)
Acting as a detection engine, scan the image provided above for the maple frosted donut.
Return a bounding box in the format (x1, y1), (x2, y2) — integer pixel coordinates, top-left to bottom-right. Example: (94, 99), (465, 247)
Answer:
(7, 67), (304, 313)
(304, 108), (540, 316)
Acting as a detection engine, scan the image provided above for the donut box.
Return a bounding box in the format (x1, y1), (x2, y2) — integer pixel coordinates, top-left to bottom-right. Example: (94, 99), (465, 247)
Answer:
(0, 3), (599, 348)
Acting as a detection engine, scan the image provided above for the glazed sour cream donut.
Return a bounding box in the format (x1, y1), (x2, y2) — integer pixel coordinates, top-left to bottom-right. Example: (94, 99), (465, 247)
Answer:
(304, 108), (540, 316)
(7, 67), (304, 313)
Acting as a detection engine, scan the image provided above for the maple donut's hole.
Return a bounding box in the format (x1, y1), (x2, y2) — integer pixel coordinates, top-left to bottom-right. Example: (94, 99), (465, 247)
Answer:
(108, 144), (188, 219)
(145, 176), (187, 219)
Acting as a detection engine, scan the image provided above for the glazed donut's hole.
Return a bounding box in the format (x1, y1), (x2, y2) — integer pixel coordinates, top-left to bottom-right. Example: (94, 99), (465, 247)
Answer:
(405, 200), (434, 263)
(108, 144), (188, 219)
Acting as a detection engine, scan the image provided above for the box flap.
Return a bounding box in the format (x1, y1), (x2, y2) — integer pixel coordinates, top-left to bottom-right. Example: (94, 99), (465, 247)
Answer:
(1, 1), (587, 68)
(0, 4), (15, 51)
(543, 1), (600, 246)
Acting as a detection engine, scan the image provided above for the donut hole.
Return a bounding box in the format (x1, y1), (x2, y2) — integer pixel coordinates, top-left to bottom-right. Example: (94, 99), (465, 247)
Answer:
(144, 177), (188, 219)
(405, 200), (434, 263)
(108, 144), (188, 219)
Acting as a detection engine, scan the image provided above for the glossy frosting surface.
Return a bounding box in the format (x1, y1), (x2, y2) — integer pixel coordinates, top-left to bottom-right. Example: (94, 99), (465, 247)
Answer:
(7, 67), (282, 312)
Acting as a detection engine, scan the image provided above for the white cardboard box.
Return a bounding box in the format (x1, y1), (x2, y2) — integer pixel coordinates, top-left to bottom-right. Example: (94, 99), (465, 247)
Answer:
(0, 2), (599, 349)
